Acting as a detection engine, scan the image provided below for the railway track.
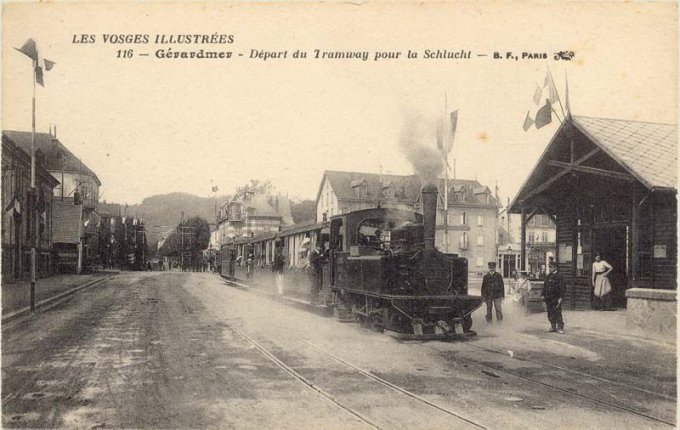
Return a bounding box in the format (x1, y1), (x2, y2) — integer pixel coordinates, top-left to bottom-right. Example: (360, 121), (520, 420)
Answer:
(203, 292), (488, 429)
(461, 343), (676, 402)
(220, 277), (675, 428)
(418, 343), (676, 428)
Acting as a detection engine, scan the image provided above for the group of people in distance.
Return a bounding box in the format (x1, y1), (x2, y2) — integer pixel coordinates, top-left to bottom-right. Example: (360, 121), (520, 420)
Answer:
(481, 253), (615, 334)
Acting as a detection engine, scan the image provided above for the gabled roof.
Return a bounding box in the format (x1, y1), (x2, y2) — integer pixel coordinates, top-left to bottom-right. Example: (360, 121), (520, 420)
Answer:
(2, 130), (101, 186)
(571, 116), (676, 190)
(225, 192), (291, 220)
(96, 202), (123, 217)
(317, 170), (422, 203)
(510, 115), (677, 213)
(1, 133), (60, 187)
(431, 178), (498, 207)
(52, 200), (82, 244)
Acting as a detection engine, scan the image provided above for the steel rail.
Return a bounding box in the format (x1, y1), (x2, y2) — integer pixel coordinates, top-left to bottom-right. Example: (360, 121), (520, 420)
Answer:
(299, 338), (487, 429)
(462, 343), (676, 402)
(207, 307), (381, 430)
(420, 344), (675, 428)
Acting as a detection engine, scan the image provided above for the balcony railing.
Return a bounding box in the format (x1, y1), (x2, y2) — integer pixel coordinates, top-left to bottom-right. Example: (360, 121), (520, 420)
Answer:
(229, 213), (244, 222)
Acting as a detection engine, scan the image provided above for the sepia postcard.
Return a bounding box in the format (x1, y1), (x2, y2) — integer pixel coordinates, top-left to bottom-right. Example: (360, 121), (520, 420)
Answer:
(1, 1), (677, 429)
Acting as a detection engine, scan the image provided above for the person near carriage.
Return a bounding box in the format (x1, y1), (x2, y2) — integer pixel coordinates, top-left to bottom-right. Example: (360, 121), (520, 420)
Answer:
(541, 261), (566, 333)
(481, 262), (504, 323)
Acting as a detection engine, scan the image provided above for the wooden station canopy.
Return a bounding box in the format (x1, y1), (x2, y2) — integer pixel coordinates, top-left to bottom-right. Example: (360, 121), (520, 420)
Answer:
(510, 115), (677, 309)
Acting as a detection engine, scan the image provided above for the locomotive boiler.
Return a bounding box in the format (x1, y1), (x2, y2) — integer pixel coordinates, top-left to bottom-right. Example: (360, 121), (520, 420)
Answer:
(328, 183), (483, 337)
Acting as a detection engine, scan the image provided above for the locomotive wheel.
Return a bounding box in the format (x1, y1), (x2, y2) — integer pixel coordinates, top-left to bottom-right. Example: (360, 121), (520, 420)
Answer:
(388, 311), (413, 334)
(462, 314), (473, 333)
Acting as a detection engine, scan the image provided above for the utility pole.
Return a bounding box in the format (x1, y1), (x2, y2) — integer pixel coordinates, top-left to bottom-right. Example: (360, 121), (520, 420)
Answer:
(29, 54), (37, 311)
(443, 93), (449, 254)
(180, 211), (184, 272)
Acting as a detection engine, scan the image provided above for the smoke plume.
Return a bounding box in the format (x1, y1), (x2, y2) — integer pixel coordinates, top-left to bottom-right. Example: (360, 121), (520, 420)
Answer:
(399, 111), (444, 186)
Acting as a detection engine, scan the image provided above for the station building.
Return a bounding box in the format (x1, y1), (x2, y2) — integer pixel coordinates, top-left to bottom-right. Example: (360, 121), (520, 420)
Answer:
(510, 115), (676, 312)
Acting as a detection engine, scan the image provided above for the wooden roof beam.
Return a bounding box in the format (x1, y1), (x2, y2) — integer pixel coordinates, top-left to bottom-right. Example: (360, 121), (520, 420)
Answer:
(520, 147), (602, 203)
(547, 161), (635, 181)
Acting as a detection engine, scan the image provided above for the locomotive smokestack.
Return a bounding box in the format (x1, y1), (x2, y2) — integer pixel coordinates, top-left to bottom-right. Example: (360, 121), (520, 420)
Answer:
(421, 183), (438, 250)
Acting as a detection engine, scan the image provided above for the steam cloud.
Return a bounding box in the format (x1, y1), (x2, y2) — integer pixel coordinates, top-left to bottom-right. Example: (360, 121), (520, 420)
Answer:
(398, 111), (444, 186)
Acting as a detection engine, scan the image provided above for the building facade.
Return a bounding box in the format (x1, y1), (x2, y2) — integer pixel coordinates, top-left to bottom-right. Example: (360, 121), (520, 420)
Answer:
(4, 130), (102, 273)
(1, 132), (60, 281)
(217, 193), (293, 245)
(497, 212), (556, 278)
(315, 171), (500, 277)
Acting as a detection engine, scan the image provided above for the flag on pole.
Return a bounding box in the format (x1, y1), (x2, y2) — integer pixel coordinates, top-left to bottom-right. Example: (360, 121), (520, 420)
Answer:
(535, 99), (553, 129)
(544, 69), (560, 106)
(446, 110), (458, 155)
(532, 83), (542, 105)
(522, 111), (534, 132)
(15, 38), (55, 87)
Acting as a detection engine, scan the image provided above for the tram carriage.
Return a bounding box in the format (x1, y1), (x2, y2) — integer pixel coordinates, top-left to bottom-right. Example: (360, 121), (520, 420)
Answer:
(219, 183), (483, 337)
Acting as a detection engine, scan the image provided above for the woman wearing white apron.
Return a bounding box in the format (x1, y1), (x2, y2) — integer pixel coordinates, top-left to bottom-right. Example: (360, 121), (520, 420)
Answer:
(592, 254), (614, 310)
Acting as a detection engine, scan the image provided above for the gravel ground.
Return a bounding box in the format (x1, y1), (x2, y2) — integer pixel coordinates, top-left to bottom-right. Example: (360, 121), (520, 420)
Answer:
(2, 271), (675, 429)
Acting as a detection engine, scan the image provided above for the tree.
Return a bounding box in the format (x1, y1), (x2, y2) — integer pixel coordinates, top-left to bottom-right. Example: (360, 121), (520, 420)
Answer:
(159, 216), (211, 267)
(290, 199), (317, 223)
(236, 179), (273, 198)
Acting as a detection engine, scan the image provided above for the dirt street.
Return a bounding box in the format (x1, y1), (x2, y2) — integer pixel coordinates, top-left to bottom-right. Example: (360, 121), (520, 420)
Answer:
(2, 272), (675, 429)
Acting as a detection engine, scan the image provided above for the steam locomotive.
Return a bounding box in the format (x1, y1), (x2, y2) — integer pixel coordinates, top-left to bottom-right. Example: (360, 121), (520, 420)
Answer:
(219, 184), (483, 338)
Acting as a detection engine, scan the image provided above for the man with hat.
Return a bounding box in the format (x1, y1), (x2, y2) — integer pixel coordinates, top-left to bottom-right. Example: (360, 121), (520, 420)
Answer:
(481, 261), (505, 323)
(541, 261), (566, 333)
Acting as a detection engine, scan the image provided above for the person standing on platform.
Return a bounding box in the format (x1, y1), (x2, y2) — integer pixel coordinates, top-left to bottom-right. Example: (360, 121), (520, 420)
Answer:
(592, 254), (614, 311)
(541, 261), (566, 333)
(308, 243), (323, 305)
(481, 262), (504, 323)
(273, 248), (286, 295)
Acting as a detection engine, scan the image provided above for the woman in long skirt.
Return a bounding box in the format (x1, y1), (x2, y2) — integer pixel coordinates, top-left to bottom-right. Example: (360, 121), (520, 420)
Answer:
(592, 254), (614, 310)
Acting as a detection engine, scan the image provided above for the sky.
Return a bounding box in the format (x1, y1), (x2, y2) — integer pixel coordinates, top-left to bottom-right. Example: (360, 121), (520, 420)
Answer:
(2, 1), (677, 206)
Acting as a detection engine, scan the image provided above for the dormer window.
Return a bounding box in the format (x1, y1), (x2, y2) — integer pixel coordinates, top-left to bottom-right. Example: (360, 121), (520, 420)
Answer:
(451, 185), (466, 203)
(351, 178), (368, 198)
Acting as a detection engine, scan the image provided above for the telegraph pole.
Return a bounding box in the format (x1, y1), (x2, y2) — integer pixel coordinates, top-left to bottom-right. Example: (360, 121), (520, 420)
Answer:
(180, 211), (184, 271)
(29, 55), (37, 311)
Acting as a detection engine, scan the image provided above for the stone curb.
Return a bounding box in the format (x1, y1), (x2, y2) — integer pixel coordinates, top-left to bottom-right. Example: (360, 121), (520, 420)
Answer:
(2, 274), (116, 323)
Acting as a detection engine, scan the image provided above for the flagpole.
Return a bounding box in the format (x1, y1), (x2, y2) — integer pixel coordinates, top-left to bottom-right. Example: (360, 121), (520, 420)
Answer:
(30, 57), (37, 311)
(548, 67), (567, 118)
(550, 106), (564, 125)
(443, 93), (449, 254)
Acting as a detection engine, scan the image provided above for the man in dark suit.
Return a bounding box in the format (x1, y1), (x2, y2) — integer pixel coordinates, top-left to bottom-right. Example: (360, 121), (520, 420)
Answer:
(308, 244), (324, 304)
(541, 261), (566, 334)
(481, 262), (504, 323)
